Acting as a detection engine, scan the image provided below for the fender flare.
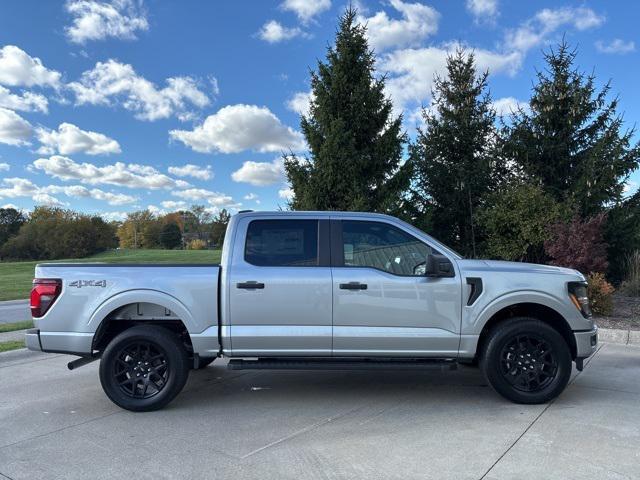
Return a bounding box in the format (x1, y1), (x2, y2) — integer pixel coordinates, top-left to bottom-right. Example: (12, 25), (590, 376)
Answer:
(87, 289), (198, 334)
(471, 290), (577, 333)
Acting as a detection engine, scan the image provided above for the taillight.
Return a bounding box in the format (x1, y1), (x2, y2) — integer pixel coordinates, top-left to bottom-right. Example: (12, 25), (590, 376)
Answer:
(31, 278), (62, 318)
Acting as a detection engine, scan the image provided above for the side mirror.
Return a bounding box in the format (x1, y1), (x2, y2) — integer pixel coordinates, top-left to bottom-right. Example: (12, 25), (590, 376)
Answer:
(425, 253), (455, 278)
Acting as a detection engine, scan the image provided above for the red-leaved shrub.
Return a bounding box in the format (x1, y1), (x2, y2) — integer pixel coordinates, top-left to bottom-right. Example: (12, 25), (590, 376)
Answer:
(544, 214), (609, 275)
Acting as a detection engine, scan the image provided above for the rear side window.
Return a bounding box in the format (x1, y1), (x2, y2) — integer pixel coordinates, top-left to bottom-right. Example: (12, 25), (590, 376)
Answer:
(245, 220), (318, 266)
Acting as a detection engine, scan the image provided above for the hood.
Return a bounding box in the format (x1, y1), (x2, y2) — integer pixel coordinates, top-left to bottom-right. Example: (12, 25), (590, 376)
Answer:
(457, 259), (584, 279)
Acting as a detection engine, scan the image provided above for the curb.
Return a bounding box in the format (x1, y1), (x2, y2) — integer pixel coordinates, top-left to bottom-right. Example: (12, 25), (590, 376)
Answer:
(598, 327), (640, 346)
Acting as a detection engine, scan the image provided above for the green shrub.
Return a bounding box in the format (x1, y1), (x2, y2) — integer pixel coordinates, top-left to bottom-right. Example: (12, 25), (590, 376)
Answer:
(478, 184), (562, 262)
(587, 272), (615, 316)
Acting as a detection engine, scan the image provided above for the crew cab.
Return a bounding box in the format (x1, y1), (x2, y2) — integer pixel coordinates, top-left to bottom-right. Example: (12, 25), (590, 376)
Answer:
(26, 211), (598, 411)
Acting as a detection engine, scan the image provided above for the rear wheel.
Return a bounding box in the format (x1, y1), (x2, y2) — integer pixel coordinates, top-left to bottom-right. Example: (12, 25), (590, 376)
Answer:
(481, 318), (572, 404)
(99, 325), (190, 411)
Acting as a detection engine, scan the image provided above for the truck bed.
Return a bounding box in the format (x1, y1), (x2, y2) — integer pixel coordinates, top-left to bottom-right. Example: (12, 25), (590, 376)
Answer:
(31, 263), (220, 355)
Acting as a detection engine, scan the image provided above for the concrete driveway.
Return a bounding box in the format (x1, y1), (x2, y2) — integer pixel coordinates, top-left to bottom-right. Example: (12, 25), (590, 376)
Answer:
(0, 342), (638, 480)
(0, 300), (29, 325)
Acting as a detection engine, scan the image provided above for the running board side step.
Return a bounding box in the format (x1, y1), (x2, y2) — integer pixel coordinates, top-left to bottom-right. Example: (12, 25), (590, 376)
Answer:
(228, 358), (458, 371)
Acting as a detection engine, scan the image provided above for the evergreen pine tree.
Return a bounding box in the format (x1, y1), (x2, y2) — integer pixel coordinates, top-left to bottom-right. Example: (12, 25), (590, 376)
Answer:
(409, 48), (498, 257)
(506, 41), (640, 216)
(284, 7), (410, 212)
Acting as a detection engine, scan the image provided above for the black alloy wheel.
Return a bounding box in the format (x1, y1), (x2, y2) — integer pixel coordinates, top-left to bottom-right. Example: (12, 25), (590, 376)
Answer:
(499, 334), (558, 393)
(113, 341), (169, 399)
(481, 318), (572, 404)
(99, 325), (190, 411)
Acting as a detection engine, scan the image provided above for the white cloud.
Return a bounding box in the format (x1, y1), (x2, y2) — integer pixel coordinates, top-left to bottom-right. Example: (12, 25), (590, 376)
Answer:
(33, 156), (181, 190)
(33, 192), (67, 207)
(0, 177), (39, 197)
(68, 59), (211, 121)
(65, 0), (149, 44)
(1, 203), (19, 210)
(232, 158), (285, 186)
(377, 6), (604, 116)
(381, 43), (521, 114)
(492, 97), (529, 117)
(0, 45), (61, 88)
(0, 162), (9, 171)
(286, 90), (313, 117)
(466, 0), (498, 23)
(244, 193), (258, 201)
(36, 122), (121, 155)
(281, 0), (330, 24)
(624, 180), (639, 197)
(505, 7), (604, 53)
(44, 184), (137, 205)
(258, 20), (307, 43)
(171, 187), (237, 208)
(167, 163), (213, 180)
(0, 176), (137, 206)
(160, 200), (187, 210)
(278, 187), (294, 201)
(595, 39), (636, 55)
(0, 178), (64, 207)
(101, 211), (128, 221)
(170, 104), (305, 154)
(0, 107), (33, 146)
(358, 0), (439, 51)
(0, 86), (48, 113)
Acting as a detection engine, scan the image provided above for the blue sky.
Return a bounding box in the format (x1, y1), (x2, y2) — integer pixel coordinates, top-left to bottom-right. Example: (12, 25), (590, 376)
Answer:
(0, 0), (638, 221)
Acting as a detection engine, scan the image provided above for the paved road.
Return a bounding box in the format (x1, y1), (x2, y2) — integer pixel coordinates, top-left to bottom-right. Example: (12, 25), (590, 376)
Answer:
(0, 299), (29, 325)
(1, 342), (638, 480)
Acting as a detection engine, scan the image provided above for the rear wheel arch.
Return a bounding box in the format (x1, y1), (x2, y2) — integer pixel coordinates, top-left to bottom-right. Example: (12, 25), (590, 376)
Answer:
(92, 301), (193, 356)
(475, 303), (577, 362)
(88, 291), (197, 352)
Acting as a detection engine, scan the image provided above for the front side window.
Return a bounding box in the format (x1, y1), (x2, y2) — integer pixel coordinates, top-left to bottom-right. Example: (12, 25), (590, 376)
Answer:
(342, 221), (435, 276)
(245, 220), (318, 266)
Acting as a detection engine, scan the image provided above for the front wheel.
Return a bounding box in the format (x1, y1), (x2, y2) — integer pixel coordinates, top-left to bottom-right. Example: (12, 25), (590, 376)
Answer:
(99, 325), (190, 411)
(481, 318), (572, 404)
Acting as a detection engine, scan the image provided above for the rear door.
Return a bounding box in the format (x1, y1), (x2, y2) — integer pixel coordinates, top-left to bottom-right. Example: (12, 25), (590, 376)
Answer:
(331, 219), (462, 357)
(228, 216), (332, 356)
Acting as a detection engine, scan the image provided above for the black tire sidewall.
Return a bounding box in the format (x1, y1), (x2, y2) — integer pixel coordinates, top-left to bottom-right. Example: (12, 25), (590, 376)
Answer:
(482, 319), (572, 404)
(99, 326), (189, 412)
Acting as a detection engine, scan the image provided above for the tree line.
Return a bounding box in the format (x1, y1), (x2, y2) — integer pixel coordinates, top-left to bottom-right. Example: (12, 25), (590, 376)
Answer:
(0, 206), (230, 260)
(285, 8), (640, 291)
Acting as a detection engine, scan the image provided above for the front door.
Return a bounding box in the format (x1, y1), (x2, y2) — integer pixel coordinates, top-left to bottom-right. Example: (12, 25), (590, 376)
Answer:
(228, 217), (333, 356)
(331, 219), (462, 357)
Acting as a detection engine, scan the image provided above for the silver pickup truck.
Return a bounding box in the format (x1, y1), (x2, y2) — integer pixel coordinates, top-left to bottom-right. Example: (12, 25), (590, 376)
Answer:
(26, 211), (598, 411)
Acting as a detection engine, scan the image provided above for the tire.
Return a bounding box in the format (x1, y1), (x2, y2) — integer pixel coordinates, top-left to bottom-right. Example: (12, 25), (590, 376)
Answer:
(193, 356), (216, 369)
(481, 318), (572, 404)
(99, 325), (190, 412)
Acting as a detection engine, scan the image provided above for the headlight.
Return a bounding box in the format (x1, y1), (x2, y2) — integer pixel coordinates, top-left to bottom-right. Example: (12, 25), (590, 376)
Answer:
(568, 281), (592, 318)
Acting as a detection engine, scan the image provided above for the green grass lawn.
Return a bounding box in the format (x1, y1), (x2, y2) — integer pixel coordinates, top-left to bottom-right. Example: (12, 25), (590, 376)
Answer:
(0, 249), (221, 302)
(0, 320), (33, 333)
(0, 340), (25, 352)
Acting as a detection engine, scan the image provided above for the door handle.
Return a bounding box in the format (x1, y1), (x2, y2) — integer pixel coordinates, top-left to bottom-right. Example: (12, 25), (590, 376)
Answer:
(237, 281), (265, 289)
(339, 282), (367, 290)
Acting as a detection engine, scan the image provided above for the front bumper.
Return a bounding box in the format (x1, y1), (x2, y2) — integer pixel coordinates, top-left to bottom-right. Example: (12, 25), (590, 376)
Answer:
(574, 325), (598, 359)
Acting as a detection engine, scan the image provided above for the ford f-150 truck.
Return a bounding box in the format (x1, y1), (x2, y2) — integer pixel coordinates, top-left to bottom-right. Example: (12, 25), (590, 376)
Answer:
(26, 211), (598, 411)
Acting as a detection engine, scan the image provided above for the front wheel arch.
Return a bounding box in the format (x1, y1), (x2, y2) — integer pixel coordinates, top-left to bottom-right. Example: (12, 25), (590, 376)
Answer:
(475, 303), (576, 363)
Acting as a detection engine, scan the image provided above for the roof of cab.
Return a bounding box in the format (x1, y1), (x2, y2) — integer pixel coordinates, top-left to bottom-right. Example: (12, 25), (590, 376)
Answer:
(233, 210), (398, 221)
